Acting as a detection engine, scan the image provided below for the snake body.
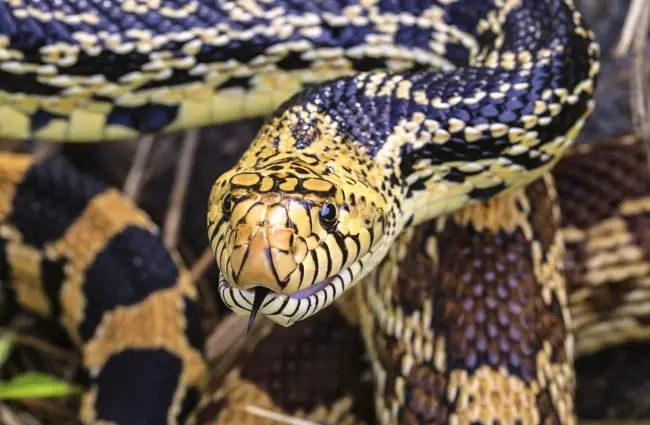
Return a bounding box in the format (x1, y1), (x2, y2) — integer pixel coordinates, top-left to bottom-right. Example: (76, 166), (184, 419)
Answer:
(2, 133), (647, 425)
(207, 0), (599, 326)
(0, 0), (611, 424)
(0, 151), (207, 425)
(196, 135), (650, 425)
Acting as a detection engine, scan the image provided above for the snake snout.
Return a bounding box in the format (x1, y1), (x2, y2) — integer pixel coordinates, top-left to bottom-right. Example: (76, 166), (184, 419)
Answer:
(228, 223), (308, 293)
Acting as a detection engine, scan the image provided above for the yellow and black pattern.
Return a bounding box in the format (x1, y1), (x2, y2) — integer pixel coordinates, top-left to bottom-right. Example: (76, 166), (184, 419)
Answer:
(189, 291), (376, 425)
(358, 174), (575, 425)
(555, 136), (650, 357)
(0, 152), (207, 425)
(0, 0), (611, 423)
(207, 0), (600, 327)
(0, 0), (594, 142)
(195, 135), (650, 425)
(3, 138), (650, 425)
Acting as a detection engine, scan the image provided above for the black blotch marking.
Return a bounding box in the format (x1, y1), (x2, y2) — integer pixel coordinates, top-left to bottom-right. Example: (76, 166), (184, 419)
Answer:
(0, 237), (16, 320)
(178, 387), (200, 425)
(276, 52), (313, 70)
(182, 296), (204, 353)
(41, 256), (66, 319)
(0, 71), (62, 96)
(468, 182), (507, 201)
(107, 104), (180, 134)
(78, 226), (179, 341)
(0, 237), (8, 283)
(445, 168), (467, 183)
(349, 56), (390, 71)
(94, 349), (182, 425)
(8, 156), (106, 248)
(219, 76), (252, 90)
(31, 109), (66, 133)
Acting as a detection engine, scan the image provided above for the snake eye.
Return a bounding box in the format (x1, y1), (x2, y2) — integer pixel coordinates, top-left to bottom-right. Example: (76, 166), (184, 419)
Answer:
(222, 195), (233, 218)
(318, 202), (338, 230)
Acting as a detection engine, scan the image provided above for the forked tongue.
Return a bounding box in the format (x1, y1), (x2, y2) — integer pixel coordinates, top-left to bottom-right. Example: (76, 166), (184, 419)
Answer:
(248, 287), (270, 332)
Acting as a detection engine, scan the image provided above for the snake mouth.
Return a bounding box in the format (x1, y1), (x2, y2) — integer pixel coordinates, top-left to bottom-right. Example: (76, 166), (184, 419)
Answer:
(218, 264), (360, 327)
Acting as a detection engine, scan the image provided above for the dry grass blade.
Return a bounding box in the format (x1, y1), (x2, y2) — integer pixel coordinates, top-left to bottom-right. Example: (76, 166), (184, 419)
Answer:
(616, 0), (650, 167)
(206, 315), (274, 383)
(190, 247), (216, 282)
(0, 405), (40, 425)
(12, 334), (77, 364)
(123, 135), (155, 201)
(164, 129), (199, 248)
(243, 405), (321, 425)
(616, 0), (648, 56)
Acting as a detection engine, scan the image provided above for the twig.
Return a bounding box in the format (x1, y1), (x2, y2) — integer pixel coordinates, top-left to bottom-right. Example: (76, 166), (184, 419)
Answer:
(206, 315), (274, 382)
(123, 135), (155, 201)
(163, 130), (199, 248)
(244, 405), (320, 425)
(204, 315), (249, 360)
(629, 0), (650, 168)
(0, 405), (32, 425)
(13, 334), (77, 363)
(616, 0), (648, 56)
(190, 247), (216, 281)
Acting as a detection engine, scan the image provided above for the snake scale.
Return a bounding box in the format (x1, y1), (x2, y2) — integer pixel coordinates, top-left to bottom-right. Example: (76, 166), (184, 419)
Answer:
(4, 134), (650, 425)
(0, 0), (635, 424)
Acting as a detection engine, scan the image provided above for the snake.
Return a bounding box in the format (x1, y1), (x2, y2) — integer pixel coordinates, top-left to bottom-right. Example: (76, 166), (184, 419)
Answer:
(0, 0), (609, 423)
(4, 134), (650, 425)
(192, 134), (650, 425)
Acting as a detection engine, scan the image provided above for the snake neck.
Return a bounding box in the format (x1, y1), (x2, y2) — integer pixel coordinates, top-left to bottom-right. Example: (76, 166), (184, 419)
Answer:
(209, 0), (599, 326)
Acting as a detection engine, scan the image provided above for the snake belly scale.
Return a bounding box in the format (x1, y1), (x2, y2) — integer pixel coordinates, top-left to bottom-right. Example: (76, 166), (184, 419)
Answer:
(0, 0), (602, 424)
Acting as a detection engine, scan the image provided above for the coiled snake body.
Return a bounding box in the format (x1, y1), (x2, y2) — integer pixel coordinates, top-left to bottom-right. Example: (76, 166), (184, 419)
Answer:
(0, 0), (618, 424)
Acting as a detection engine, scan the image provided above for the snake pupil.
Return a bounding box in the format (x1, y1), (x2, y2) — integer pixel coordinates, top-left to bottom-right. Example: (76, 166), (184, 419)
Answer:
(248, 287), (270, 331)
(318, 202), (338, 229)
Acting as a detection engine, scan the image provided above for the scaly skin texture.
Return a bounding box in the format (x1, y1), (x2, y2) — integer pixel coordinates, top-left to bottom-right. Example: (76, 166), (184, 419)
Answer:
(0, 153), (206, 425)
(4, 133), (650, 425)
(207, 0), (599, 326)
(193, 135), (650, 425)
(0, 1), (597, 143)
(358, 174), (575, 425)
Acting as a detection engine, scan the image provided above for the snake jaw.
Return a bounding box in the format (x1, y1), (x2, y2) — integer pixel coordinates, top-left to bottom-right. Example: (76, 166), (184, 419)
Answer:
(218, 230), (398, 326)
(218, 262), (360, 326)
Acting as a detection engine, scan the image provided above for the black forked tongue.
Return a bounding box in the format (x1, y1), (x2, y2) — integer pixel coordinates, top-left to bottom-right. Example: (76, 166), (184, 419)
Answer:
(248, 287), (270, 332)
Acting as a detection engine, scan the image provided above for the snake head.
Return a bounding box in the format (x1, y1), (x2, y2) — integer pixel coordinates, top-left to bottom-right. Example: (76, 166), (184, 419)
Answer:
(207, 154), (392, 326)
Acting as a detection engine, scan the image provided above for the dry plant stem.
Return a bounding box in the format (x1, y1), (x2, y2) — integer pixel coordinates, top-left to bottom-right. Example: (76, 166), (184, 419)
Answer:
(190, 247), (216, 282)
(0, 405), (35, 425)
(207, 316), (274, 382)
(123, 135), (155, 201)
(616, 0), (650, 166)
(630, 0), (650, 167)
(163, 129), (199, 248)
(13, 334), (76, 363)
(244, 405), (321, 425)
(18, 399), (77, 423)
(616, 0), (648, 56)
